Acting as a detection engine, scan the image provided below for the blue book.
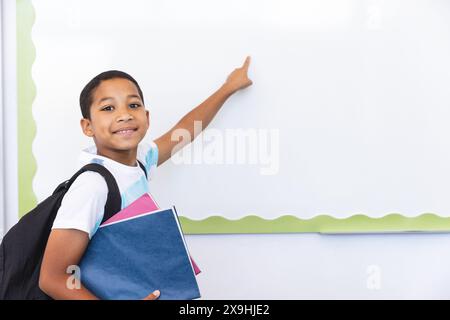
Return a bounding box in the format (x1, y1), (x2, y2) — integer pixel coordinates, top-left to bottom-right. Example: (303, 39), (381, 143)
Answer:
(79, 206), (201, 300)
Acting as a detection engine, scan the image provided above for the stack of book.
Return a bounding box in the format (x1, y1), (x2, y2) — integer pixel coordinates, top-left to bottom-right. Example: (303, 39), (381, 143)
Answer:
(79, 193), (201, 300)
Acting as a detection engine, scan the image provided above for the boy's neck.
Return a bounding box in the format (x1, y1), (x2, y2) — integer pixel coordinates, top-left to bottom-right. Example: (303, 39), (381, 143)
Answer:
(96, 147), (138, 167)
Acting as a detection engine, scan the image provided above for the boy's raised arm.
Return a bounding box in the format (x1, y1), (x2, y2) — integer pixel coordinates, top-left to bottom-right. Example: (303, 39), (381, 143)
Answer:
(154, 56), (253, 166)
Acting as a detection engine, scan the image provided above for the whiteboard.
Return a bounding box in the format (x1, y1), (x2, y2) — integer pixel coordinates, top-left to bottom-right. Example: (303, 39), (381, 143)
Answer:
(29, 0), (450, 233)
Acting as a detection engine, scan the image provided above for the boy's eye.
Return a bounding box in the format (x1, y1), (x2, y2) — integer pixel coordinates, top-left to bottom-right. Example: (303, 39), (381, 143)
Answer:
(129, 103), (141, 109)
(101, 105), (114, 111)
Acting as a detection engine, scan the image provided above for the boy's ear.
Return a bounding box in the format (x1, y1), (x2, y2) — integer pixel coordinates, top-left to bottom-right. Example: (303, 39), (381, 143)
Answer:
(146, 109), (150, 127)
(80, 118), (94, 137)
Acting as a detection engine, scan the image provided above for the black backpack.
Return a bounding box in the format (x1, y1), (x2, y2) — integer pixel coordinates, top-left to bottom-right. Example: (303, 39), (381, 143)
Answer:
(0, 161), (147, 300)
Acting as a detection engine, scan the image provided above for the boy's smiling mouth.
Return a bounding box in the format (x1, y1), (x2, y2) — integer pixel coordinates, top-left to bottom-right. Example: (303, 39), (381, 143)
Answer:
(113, 126), (138, 136)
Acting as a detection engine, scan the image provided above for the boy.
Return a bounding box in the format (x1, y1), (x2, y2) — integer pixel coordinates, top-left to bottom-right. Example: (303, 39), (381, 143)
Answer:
(38, 56), (253, 300)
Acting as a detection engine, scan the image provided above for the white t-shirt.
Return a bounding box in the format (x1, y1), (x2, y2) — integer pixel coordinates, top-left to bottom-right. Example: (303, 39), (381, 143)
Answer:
(52, 141), (159, 239)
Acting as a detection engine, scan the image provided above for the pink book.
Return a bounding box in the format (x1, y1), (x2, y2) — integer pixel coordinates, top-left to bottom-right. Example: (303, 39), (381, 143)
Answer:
(102, 193), (160, 226)
(101, 193), (201, 275)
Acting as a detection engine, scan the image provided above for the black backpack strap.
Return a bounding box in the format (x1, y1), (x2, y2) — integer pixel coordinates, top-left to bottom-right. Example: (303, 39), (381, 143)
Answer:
(59, 163), (122, 224)
(137, 160), (147, 179)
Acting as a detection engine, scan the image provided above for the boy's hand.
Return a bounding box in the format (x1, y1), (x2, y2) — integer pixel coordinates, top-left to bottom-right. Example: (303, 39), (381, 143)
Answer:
(154, 56), (253, 167)
(143, 290), (160, 300)
(223, 56), (253, 94)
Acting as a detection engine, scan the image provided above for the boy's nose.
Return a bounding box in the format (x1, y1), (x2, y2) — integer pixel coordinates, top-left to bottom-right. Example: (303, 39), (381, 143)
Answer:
(117, 112), (133, 122)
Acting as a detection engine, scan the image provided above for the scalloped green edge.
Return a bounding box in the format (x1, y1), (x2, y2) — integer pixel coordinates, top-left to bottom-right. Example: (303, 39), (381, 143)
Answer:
(17, 0), (37, 218)
(179, 214), (450, 234)
(17, 1), (450, 234)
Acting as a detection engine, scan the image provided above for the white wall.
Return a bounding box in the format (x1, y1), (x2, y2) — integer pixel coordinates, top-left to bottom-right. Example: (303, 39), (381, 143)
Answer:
(1, 0), (18, 239)
(0, 0), (5, 238)
(186, 232), (450, 299)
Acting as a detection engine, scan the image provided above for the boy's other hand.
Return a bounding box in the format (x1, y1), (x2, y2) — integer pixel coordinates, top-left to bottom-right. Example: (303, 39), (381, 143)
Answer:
(143, 290), (160, 300)
(224, 56), (253, 94)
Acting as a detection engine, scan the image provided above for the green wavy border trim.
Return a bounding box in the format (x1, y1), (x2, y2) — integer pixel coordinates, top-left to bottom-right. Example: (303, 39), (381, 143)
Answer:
(17, 0), (37, 218)
(17, 1), (450, 234)
(179, 213), (450, 234)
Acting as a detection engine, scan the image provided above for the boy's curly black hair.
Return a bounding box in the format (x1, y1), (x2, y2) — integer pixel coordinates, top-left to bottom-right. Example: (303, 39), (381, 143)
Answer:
(79, 70), (145, 120)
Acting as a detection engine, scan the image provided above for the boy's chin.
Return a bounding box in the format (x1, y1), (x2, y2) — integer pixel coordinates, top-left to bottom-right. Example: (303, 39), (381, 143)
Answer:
(115, 143), (140, 151)
(110, 139), (142, 151)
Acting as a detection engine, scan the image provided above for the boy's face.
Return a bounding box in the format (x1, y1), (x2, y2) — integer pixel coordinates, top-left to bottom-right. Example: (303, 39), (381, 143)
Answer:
(80, 78), (149, 154)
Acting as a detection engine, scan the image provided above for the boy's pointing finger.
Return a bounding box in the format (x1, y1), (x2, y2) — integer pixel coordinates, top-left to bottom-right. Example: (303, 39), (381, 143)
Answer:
(242, 56), (251, 70)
